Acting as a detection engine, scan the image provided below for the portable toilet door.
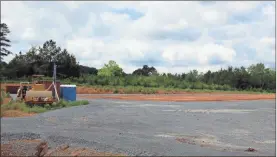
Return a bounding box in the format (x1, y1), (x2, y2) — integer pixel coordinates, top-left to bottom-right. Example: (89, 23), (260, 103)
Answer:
(60, 85), (76, 101)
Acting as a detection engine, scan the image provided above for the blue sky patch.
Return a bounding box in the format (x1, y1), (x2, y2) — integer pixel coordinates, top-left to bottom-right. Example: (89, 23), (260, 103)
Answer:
(111, 8), (144, 20)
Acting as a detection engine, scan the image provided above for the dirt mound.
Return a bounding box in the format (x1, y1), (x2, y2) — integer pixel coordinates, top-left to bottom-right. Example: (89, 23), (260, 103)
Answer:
(79, 93), (275, 102)
(1, 139), (125, 156)
(1, 110), (36, 117)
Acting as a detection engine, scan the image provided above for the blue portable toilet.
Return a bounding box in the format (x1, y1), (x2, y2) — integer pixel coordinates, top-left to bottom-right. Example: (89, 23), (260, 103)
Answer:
(60, 85), (76, 101)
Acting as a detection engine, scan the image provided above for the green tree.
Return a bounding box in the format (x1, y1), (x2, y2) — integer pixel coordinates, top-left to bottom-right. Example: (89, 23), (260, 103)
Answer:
(248, 63), (266, 89)
(0, 23), (12, 60)
(98, 60), (124, 77)
(133, 65), (158, 76)
(4, 39), (81, 78)
(79, 65), (98, 75)
(186, 70), (198, 82)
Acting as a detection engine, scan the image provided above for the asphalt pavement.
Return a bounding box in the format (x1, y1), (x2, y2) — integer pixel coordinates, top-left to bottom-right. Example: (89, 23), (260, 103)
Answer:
(1, 97), (275, 156)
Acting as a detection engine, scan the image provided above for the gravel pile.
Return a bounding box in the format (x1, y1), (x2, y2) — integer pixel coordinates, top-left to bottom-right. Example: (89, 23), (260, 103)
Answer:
(1, 139), (125, 156)
(1, 132), (41, 143)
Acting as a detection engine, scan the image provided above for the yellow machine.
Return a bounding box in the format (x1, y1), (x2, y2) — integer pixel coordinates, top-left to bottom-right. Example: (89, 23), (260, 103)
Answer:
(16, 75), (58, 106)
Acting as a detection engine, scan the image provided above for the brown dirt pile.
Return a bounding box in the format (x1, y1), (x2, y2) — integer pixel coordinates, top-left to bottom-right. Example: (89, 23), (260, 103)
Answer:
(79, 93), (275, 102)
(1, 139), (125, 156)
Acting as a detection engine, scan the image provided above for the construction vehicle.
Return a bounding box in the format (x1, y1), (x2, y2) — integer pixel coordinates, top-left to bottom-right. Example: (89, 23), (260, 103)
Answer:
(16, 64), (60, 106)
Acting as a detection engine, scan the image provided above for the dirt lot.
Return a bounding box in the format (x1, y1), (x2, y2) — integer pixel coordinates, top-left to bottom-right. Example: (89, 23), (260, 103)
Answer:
(78, 93), (275, 102)
(1, 92), (275, 118)
(1, 99), (275, 156)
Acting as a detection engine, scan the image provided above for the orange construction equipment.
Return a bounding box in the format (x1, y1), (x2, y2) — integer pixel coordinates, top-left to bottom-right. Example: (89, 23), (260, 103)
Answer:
(16, 75), (58, 105)
(16, 72), (60, 106)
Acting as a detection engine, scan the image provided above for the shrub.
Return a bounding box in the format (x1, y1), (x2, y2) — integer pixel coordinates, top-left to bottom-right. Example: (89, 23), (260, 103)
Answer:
(28, 106), (48, 113)
(113, 88), (119, 94)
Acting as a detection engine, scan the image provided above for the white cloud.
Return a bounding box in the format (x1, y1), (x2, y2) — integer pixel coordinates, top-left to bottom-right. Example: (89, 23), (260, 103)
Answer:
(1, 1), (72, 44)
(155, 64), (225, 74)
(225, 1), (260, 13)
(262, 3), (275, 17)
(162, 43), (236, 65)
(260, 37), (275, 46)
(66, 37), (104, 60)
(1, 1), (275, 74)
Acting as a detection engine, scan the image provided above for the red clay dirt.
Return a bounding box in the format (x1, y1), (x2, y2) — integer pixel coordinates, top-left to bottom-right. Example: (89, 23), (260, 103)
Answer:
(77, 87), (112, 94)
(76, 86), (275, 95)
(78, 93), (275, 102)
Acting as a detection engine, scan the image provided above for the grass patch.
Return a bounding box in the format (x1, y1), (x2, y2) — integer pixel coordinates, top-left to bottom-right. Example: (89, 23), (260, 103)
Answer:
(53, 99), (89, 108)
(1, 99), (90, 117)
(1, 89), (11, 104)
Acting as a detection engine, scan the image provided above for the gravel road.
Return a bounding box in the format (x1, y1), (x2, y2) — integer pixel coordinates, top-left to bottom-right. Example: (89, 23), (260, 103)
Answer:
(1, 98), (276, 156)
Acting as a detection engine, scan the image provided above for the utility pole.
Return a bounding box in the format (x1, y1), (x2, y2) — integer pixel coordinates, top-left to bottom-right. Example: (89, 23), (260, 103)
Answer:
(53, 62), (57, 99)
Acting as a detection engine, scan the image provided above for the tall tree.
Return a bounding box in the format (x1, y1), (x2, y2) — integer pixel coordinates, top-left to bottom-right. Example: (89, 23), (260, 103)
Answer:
(98, 60), (124, 77)
(132, 65), (158, 76)
(248, 63), (266, 88)
(0, 23), (12, 60)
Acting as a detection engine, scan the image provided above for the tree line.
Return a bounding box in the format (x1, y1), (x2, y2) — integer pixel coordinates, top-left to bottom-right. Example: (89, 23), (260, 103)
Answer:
(0, 23), (276, 92)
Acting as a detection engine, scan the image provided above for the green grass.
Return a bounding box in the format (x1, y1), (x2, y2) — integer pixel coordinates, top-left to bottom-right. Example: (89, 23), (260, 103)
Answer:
(50, 99), (89, 109)
(0, 99), (89, 117)
(0, 89), (11, 104)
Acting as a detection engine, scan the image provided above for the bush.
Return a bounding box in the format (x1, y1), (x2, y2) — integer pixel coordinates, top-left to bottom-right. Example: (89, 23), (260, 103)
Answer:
(28, 106), (48, 113)
(68, 100), (89, 106)
(44, 104), (51, 110)
(1, 102), (29, 112)
(222, 84), (231, 91)
(113, 88), (119, 94)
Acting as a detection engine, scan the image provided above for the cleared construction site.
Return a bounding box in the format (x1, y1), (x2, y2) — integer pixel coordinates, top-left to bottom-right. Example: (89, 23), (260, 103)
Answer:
(1, 96), (275, 156)
(1, 1), (275, 156)
(0, 69), (275, 156)
(0, 72), (276, 156)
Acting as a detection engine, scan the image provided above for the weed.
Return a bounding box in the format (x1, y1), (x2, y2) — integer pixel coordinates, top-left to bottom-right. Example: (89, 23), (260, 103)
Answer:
(1, 99), (90, 117)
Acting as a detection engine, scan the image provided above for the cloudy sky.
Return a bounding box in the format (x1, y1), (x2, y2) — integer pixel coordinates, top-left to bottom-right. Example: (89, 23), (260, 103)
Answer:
(1, 1), (275, 73)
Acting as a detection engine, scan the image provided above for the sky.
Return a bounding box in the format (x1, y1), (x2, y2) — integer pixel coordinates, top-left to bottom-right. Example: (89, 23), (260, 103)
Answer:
(1, 1), (276, 74)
